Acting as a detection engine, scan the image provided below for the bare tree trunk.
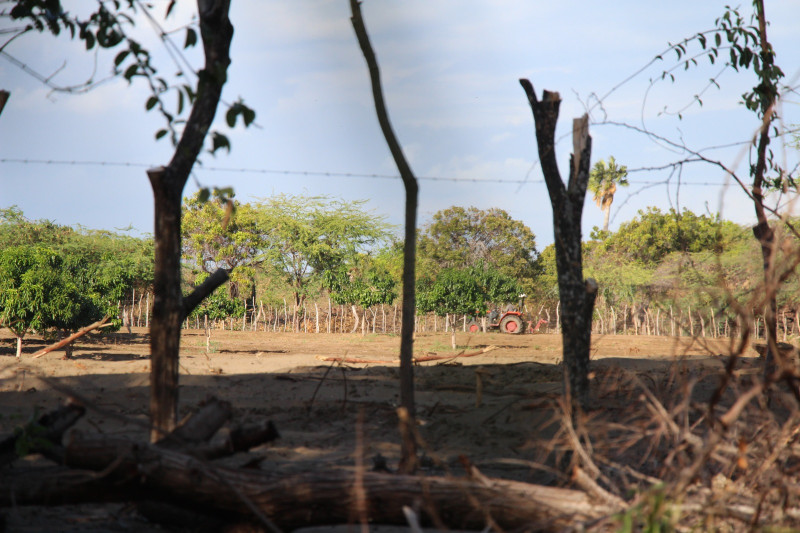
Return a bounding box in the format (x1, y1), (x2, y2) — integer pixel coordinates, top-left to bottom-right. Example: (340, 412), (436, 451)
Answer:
(623, 304), (628, 335)
(711, 307), (717, 339)
(137, 291), (144, 327)
(350, 305), (360, 334)
(520, 81), (597, 410)
(610, 306), (616, 334)
(350, 2), (419, 473)
(670, 305), (674, 337)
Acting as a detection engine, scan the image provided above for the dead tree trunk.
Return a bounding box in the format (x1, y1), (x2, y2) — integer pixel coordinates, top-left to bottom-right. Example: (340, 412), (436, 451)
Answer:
(520, 80), (597, 410)
(350, 0), (419, 472)
(147, 0), (235, 443)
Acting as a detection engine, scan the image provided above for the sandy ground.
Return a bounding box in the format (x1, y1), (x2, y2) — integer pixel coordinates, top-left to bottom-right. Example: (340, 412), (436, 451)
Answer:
(0, 328), (762, 531)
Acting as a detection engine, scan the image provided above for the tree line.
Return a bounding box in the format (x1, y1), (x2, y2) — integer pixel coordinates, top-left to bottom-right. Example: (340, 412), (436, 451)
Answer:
(4, 198), (794, 354)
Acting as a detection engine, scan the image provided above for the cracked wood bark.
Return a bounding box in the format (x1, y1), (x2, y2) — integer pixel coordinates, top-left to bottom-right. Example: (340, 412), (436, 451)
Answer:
(350, 0), (419, 472)
(52, 433), (617, 531)
(147, 0), (234, 443)
(519, 80), (597, 410)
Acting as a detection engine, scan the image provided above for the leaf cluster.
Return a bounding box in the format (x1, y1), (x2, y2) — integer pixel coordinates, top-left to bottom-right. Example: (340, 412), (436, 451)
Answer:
(418, 206), (540, 295)
(182, 194), (394, 307)
(324, 254), (397, 308)
(597, 207), (743, 265)
(0, 208), (154, 336)
(416, 264), (520, 318)
(7, 0), (255, 156)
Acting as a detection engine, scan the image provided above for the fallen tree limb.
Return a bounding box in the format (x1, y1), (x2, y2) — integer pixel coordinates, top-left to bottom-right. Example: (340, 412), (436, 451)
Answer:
(0, 400), (86, 467)
(31, 317), (112, 359)
(158, 397), (233, 448)
(315, 346), (498, 365)
(314, 355), (393, 364)
(50, 432), (618, 531)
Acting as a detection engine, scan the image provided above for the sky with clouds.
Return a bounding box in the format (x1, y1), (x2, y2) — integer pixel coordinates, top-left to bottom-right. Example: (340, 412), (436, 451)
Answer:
(1, 0), (798, 249)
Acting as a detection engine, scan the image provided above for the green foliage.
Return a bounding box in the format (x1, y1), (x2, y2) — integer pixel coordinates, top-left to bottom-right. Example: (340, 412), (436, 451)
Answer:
(324, 254), (397, 309)
(13, 410), (53, 458)
(663, 3), (788, 188)
(7, 0), (255, 156)
(182, 191), (261, 298)
(0, 245), (95, 339)
(584, 255), (654, 306)
(416, 265), (520, 317)
(0, 208), (154, 339)
(599, 207), (743, 265)
(188, 279), (245, 321)
(0, 206), (73, 247)
(253, 194), (393, 306)
(588, 156), (629, 232)
(418, 206), (539, 295)
(531, 244), (559, 304)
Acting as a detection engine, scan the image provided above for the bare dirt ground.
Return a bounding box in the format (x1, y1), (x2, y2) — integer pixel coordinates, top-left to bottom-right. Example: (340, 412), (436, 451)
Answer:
(0, 328), (764, 531)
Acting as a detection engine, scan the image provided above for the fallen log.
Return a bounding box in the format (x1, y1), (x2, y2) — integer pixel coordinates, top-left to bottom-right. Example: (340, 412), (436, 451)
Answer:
(51, 433), (618, 531)
(157, 397), (233, 447)
(315, 345), (498, 365)
(0, 400), (86, 467)
(31, 317), (112, 359)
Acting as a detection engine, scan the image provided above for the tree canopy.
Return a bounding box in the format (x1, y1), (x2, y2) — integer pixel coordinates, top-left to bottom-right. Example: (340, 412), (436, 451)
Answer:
(0, 208), (154, 357)
(588, 156), (628, 233)
(598, 207), (743, 265)
(253, 194), (393, 310)
(182, 191), (261, 299)
(418, 206), (539, 294)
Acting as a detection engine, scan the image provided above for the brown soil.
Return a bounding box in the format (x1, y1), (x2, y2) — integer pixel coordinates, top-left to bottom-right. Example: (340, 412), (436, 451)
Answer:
(0, 328), (763, 531)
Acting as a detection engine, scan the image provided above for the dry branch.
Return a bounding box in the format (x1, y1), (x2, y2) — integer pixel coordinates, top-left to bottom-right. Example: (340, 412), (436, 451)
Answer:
(0, 400), (86, 467)
(31, 316), (112, 359)
(315, 346), (498, 365)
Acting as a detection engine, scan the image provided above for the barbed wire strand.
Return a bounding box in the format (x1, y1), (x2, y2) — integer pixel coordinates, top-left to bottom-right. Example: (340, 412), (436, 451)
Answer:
(0, 158), (731, 186)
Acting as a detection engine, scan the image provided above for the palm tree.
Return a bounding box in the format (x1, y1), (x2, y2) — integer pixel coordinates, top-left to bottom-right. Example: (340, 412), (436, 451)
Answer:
(588, 156), (628, 233)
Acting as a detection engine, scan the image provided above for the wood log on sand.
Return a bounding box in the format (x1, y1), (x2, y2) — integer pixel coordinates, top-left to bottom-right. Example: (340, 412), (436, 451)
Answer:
(0, 398), (622, 531)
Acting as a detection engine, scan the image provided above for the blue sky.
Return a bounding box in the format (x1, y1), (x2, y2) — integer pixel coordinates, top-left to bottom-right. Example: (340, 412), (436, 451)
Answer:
(1, 1), (798, 249)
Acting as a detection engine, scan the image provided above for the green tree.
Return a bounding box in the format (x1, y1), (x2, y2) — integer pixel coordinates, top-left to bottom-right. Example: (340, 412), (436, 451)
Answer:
(417, 265), (520, 349)
(254, 194), (392, 329)
(324, 254), (397, 334)
(187, 281), (245, 323)
(601, 207), (739, 264)
(0, 246), (103, 358)
(588, 156), (628, 233)
(419, 206), (539, 294)
(0, 206), (74, 248)
(182, 191), (261, 300)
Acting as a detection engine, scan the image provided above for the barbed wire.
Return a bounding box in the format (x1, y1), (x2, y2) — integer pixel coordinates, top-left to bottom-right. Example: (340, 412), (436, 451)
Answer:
(0, 157), (732, 186)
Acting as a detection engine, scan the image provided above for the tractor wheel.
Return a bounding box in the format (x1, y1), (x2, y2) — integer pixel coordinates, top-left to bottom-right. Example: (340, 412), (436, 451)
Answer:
(499, 315), (523, 334)
(467, 320), (480, 333)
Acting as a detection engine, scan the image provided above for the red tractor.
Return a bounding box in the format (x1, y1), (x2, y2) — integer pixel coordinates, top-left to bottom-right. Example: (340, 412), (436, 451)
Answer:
(467, 308), (547, 334)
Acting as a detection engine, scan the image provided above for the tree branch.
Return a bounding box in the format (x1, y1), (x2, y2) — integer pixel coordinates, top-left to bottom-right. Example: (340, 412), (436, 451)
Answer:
(181, 267), (230, 321)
